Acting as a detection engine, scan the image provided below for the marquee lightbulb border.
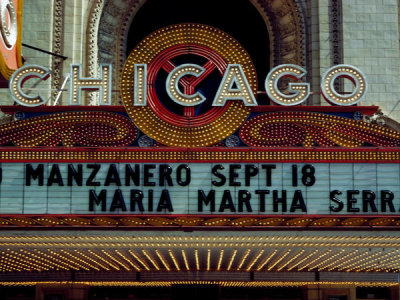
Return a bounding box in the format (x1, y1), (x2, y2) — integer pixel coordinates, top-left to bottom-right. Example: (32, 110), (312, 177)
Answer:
(119, 23), (255, 147)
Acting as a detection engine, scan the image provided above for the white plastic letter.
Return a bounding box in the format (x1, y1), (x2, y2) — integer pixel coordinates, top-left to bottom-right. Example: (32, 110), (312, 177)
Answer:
(70, 64), (112, 105)
(321, 64), (367, 106)
(134, 64), (147, 106)
(265, 64), (310, 106)
(9, 65), (51, 107)
(212, 64), (256, 106)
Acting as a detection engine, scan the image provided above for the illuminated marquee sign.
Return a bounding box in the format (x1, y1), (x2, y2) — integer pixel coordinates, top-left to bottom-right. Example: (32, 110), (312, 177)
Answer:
(1, 24), (399, 223)
(0, 162), (399, 215)
(9, 63), (367, 107)
(8, 25), (367, 109)
(7, 24), (369, 148)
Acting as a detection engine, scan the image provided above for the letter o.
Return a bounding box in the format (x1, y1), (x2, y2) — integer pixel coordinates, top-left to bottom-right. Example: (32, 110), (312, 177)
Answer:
(321, 65), (367, 106)
(176, 164), (191, 186)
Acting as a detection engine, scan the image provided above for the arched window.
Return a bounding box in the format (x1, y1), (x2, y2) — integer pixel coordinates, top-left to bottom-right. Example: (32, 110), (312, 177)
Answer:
(127, 0), (270, 85)
(92, 0), (306, 105)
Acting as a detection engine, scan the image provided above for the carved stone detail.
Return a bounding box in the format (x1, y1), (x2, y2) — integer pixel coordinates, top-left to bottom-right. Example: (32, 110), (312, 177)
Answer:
(330, 0), (342, 66)
(96, 0), (143, 104)
(85, 0), (106, 105)
(259, 0), (305, 67)
(87, 0), (105, 78)
(51, 0), (65, 103)
(330, 0), (342, 92)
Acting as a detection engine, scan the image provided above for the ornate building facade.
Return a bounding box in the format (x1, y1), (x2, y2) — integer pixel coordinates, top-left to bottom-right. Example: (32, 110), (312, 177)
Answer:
(1, 0), (400, 299)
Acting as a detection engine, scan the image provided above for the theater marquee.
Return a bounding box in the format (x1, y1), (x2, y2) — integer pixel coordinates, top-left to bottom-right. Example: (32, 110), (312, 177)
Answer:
(1, 23), (400, 226)
(0, 162), (399, 215)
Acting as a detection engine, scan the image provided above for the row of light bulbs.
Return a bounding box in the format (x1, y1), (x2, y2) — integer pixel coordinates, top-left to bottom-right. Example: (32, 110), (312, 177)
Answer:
(0, 281), (397, 288)
(1, 149), (399, 161)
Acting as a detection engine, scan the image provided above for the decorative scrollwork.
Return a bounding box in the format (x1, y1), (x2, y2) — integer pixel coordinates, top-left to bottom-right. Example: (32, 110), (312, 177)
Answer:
(239, 112), (400, 147)
(0, 112), (137, 147)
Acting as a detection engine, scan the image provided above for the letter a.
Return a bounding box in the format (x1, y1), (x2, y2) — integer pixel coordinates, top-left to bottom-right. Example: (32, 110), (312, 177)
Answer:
(212, 64), (256, 106)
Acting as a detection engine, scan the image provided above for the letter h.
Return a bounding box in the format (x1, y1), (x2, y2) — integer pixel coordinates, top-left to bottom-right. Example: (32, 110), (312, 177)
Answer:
(69, 64), (112, 105)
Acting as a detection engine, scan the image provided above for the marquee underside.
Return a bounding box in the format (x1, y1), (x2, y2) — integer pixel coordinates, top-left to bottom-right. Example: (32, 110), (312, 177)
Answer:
(1, 229), (400, 286)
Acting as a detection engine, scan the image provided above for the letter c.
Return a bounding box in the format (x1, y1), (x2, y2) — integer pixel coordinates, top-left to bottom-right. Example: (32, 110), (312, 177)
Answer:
(9, 65), (51, 107)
